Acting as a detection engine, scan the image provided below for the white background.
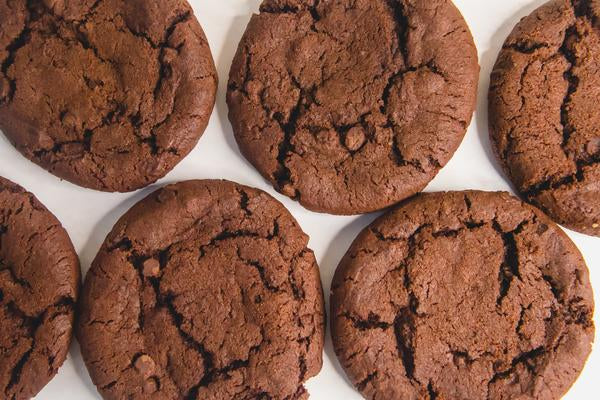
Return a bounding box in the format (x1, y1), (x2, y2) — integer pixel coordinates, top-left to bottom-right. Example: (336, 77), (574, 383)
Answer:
(0, 0), (597, 399)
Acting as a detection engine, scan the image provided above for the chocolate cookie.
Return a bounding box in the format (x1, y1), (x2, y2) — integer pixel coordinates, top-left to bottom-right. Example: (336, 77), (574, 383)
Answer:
(489, 0), (600, 236)
(0, 177), (80, 399)
(78, 180), (325, 399)
(331, 191), (594, 400)
(0, 0), (217, 192)
(227, 0), (479, 215)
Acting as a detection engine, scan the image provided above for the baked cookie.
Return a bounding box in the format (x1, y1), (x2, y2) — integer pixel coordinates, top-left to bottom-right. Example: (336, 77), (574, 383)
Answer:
(0, 0), (217, 192)
(78, 180), (325, 399)
(489, 0), (600, 236)
(331, 191), (594, 400)
(0, 177), (80, 399)
(227, 0), (479, 214)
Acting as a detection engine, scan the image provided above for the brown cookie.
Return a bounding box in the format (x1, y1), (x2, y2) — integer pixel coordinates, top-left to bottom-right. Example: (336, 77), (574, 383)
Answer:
(0, 0), (217, 192)
(0, 177), (80, 399)
(78, 180), (325, 399)
(227, 0), (479, 215)
(489, 0), (600, 236)
(331, 191), (594, 400)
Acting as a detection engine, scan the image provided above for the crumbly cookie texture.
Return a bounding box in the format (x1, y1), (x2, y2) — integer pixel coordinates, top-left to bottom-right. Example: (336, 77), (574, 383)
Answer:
(0, 177), (80, 400)
(490, 0), (600, 236)
(228, 0), (479, 214)
(332, 191), (594, 400)
(78, 180), (325, 400)
(0, 0), (217, 192)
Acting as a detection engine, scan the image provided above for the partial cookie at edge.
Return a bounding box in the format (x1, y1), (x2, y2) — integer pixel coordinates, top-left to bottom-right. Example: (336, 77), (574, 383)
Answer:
(489, 0), (600, 235)
(0, 176), (80, 399)
(0, 0), (217, 192)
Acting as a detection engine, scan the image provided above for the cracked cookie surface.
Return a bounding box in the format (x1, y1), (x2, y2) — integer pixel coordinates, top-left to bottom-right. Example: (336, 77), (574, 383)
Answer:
(227, 0), (479, 215)
(0, 177), (80, 400)
(78, 180), (325, 400)
(0, 0), (217, 192)
(489, 0), (600, 236)
(331, 191), (594, 400)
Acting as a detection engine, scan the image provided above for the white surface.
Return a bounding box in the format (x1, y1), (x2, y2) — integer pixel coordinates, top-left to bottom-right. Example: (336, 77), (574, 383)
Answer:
(0, 0), (597, 399)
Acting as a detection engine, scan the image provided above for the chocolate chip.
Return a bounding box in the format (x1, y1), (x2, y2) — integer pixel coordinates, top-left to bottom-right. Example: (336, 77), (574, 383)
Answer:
(344, 127), (366, 152)
(142, 259), (160, 277)
(143, 377), (159, 394)
(134, 355), (156, 378)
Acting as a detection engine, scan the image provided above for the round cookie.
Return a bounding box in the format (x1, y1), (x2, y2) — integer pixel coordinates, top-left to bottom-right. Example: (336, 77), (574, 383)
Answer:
(489, 0), (600, 236)
(0, 0), (217, 192)
(78, 180), (325, 399)
(227, 0), (479, 215)
(331, 191), (594, 400)
(0, 177), (80, 399)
